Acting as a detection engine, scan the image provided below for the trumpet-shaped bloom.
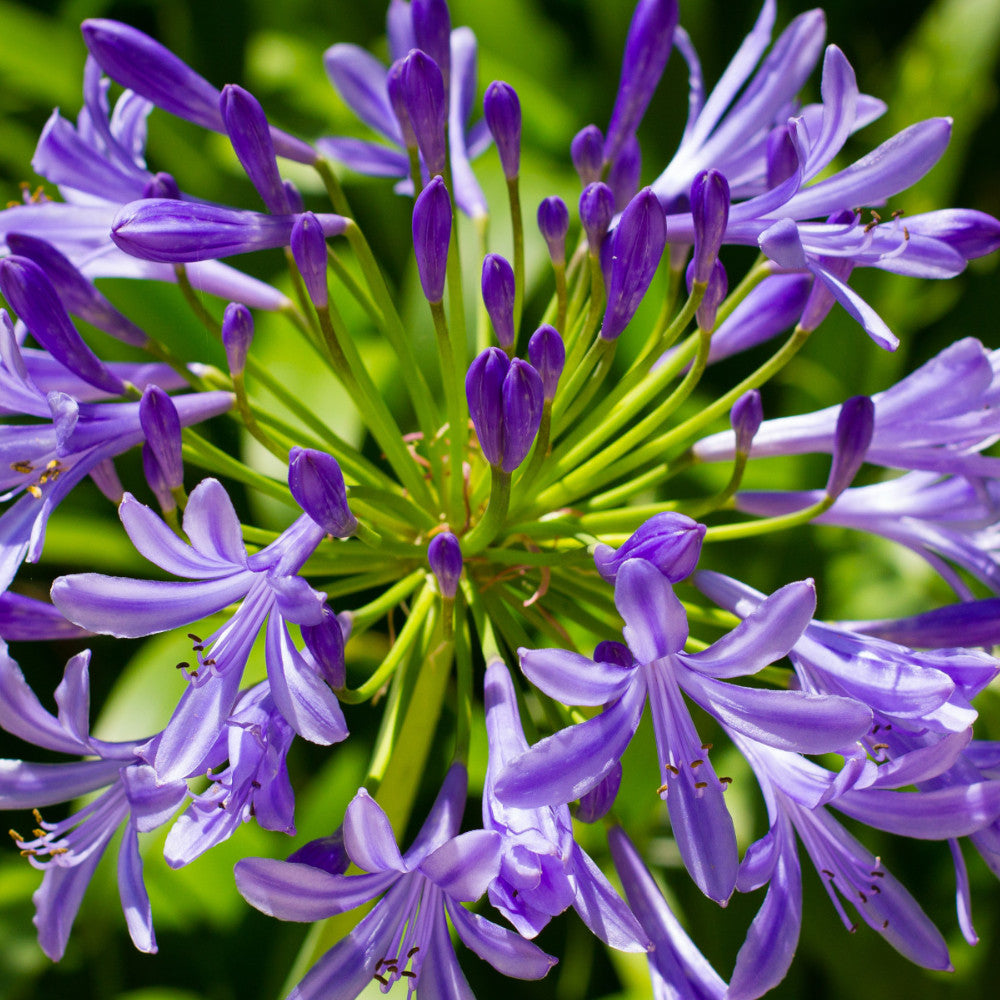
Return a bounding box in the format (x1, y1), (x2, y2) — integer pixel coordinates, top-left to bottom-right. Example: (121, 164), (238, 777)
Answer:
(51, 477), (348, 782)
(496, 556), (871, 903)
(235, 764), (556, 999)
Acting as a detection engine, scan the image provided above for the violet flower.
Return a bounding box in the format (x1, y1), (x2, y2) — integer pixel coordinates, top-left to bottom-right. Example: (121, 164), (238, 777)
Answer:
(427, 531), (463, 598)
(50, 476), (349, 781)
(481, 252), (516, 348)
(412, 175), (452, 303)
(483, 660), (649, 950)
(0, 57), (289, 311)
(496, 556), (871, 903)
(235, 764), (556, 999)
(319, 7), (490, 217)
(484, 80), (521, 179)
(0, 643), (190, 959)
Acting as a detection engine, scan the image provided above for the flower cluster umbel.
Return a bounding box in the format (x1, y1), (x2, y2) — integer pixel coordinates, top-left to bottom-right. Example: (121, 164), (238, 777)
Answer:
(1, 0), (1000, 997)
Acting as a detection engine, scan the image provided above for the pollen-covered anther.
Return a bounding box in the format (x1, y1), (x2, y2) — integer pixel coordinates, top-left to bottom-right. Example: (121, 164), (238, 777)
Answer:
(8, 829), (24, 843)
(665, 763), (680, 775)
(26, 484), (42, 499)
(690, 759), (704, 768)
(694, 781), (708, 790)
(656, 782), (669, 795)
(10, 461), (34, 474)
(719, 776), (733, 787)
(701, 742), (713, 751)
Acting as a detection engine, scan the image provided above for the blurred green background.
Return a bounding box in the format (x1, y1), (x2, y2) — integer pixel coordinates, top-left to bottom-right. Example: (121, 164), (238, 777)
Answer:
(1, 1), (1000, 998)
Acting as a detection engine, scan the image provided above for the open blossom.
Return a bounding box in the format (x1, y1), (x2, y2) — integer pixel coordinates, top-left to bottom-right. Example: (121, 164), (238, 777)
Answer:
(496, 553), (871, 904)
(235, 765), (556, 999)
(51, 476), (349, 781)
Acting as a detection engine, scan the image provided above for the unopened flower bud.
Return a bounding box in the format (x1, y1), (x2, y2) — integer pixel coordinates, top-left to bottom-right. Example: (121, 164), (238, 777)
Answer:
(484, 81), (521, 180)
(288, 447), (357, 538)
(766, 124), (799, 189)
(691, 169), (730, 284)
(401, 49), (447, 175)
(142, 443), (174, 512)
(428, 532), (463, 598)
(283, 180), (304, 214)
(576, 760), (622, 823)
(730, 390), (763, 457)
(142, 172), (181, 200)
(291, 212), (329, 308)
(537, 196), (569, 265)
(220, 84), (291, 215)
(466, 347), (509, 467)
(412, 176), (452, 304)
(579, 182), (615, 255)
(608, 134), (641, 211)
(826, 395), (874, 497)
(693, 258), (728, 331)
(528, 324), (565, 402)
(593, 512), (705, 583)
(600, 188), (666, 341)
(571, 125), (604, 185)
(501, 359), (544, 472)
(222, 302), (254, 376)
(386, 58), (418, 149)
(139, 386), (183, 491)
(481, 253), (516, 347)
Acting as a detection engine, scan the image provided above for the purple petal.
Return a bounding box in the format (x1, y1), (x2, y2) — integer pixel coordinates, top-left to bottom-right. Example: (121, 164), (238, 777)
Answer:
(518, 646), (635, 706)
(120, 763), (187, 832)
(343, 789), (406, 873)
(323, 44), (401, 143)
(314, 136), (409, 177)
(494, 683), (646, 808)
(569, 842), (649, 952)
(0, 758), (124, 809)
(446, 897), (557, 979)
(616, 558), (688, 660)
(419, 830), (501, 901)
(117, 821), (157, 953)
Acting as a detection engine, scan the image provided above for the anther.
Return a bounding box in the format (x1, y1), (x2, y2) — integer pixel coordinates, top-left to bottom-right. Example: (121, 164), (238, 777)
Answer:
(408, 947), (420, 958)
(903, 226), (910, 240)
(251, 780), (262, 790)
(665, 763), (680, 775)
(821, 869), (835, 879)
(8, 829), (24, 842)
(10, 461), (33, 474)
(401, 971), (417, 979)
(701, 743), (713, 751)
(719, 776), (733, 786)
(373, 974), (389, 986)
(175, 662), (189, 670)
(870, 885), (881, 894)
(49, 847), (69, 855)
(870, 870), (884, 878)
(32, 809), (43, 824)
(871, 742), (889, 752)
(656, 782), (669, 795)
(882, 920), (889, 930)
(858, 891), (867, 903)
(32, 828), (45, 838)
(19, 849), (36, 857)
(27, 485), (42, 499)
(694, 781), (708, 789)
(690, 759), (704, 768)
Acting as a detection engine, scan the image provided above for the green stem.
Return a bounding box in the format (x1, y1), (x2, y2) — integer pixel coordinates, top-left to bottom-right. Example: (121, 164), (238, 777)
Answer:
(703, 494), (835, 543)
(452, 590), (471, 763)
(507, 175), (524, 336)
(430, 299), (468, 526)
(463, 466), (511, 554)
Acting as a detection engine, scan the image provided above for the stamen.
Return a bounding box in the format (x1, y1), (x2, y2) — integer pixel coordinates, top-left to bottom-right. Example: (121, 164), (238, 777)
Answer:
(665, 763), (680, 775)
(689, 759), (704, 768)
(8, 829), (24, 842)
(694, 781), (708, 789)
(10, 461), (34, 474)
(701, 742), (713, 751)
(27, 485), (42, 499)
(656, 782), (669, 795)
(719, 776), (733, 786)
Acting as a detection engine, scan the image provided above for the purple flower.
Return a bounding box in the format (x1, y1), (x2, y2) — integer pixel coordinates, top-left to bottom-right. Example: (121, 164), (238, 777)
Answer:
(411, 175), (452, 303)
(221, 302), (254, 376)
(290, 213), (329, 308)
(691, 169), (730, 283)
(235, 765), (556, 999)
(466, 348), (544, 472)
(600, 189), (666, 341)
(110, 199), (348, 263)
(288, 447), (357, 539)
(608, 825), (727, 1000)
(0, 57), (290, 311)
(398, 49), (448, 176)
(481, 252), (516, 348)
(592, 511), (705, 584)
(427, 531), (463, 598)
(50, 477), (349, 781)
(696, 337), (1000, 479)
(579, 182), (615, 255)
(0, 644), (189, 958)
(319, 9), (490, 217)
(537, 196), (569, 265)
(483, 661), (649, 950)
(484, 80), (521, 179)
(527, 324), (565, 402)
(571, 124), (604, 185)
(496, 558), (870, 903)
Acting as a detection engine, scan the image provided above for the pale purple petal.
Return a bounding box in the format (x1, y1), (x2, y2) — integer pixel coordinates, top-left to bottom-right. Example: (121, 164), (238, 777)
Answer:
(518, 646), (634, 706)
(314, 136), (409, 177)
(117, 821), (156, 953)
(0, 758), (124, 809)
(419, 830), (501, 901)
(120, 763), (188, 832)
(569, 842), (649, 952)
(616, 559), (688, 660)
(182, 478), (248, 565)
(323, 44), (401, 143)
(446, 897), (557, 979)
(343, 789), (406, 873)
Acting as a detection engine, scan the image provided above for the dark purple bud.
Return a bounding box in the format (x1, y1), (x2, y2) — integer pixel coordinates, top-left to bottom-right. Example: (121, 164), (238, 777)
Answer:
(0, 256), (125, 395)
(501, 359), (544, 472)
(537, 196), (569, 265)
(222, 302), (254, 376)
(291, 212), (329, 308)
(579, 182), (615, 255)
(730, 390), (763, 456)
(4, 233), (147, 347)
(412, 176), (452, 303)
(571, 125), (604, 185)
(401, 49), (447, 175)
(81, 19), (316, 164)
(527, 324), (564, 402)
(604, 0), (678, 165)
(690, 169), (730, 284)
(593, 512), (705, 583)
(428, 531), (463, 598)
(111, 200), (349, 263)
(593, 640), (633, 669)
(287, 828), (349, 875)
(766, 125), (799, 189)
(301, 606), (347, 689)
(481, 253), (516, 347)
(691, 258), (727, 331)
(826, 395), (874, 497)
(142, 442), (174, 512)
(387, 59), (418, 149)
(142, 172), (181, 200)
(412, 0), (452, 91)
(484, 81), (521, 180)
(466, 347), (509, 467)
(600, 188), (666, 341)
(139, 386), (183, 490)
(576, 760), (622, 823)
(288, 446), (357, 538)
(220, 84), (291, 215)
(608, 134), (641, 211)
